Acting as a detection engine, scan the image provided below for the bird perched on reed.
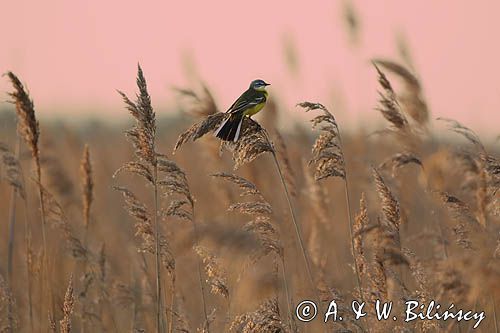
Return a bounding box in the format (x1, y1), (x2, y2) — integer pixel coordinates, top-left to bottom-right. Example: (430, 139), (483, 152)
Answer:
(214, 79), (270, 142)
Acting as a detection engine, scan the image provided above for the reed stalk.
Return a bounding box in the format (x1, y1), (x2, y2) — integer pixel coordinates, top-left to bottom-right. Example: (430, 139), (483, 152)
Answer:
(191, 213), (210, 333)
(7, 138), (20, 284)
(6, 71), (52, 327)
(270, 150), (316, 293)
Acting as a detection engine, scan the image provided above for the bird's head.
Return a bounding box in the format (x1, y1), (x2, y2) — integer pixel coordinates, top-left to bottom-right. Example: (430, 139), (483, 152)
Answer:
(250, 79), (270, 91)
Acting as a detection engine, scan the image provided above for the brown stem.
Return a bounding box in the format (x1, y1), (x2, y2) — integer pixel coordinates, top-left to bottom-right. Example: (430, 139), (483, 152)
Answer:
(23, 203), (34, 332)
(153, 165), (164, 333)
(493, 296), (499, 333)
(34, 155), (53, 327)
(6, 140), (22, 333)
(168, 274), (176, 333)
(333, 129), (368, 333)
(280, 255), (295, 332)
(271, 151), (315, 287)
(7, 170), (17, 284)
(337, 128), (366, 308)
(191, 212), (210, 333)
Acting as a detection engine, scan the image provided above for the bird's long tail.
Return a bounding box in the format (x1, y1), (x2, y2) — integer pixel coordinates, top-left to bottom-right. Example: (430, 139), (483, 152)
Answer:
(214, 114), (244, 142)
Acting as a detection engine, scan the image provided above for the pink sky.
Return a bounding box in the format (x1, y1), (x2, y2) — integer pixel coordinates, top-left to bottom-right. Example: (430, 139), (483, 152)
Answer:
(1, 1), (499, 135)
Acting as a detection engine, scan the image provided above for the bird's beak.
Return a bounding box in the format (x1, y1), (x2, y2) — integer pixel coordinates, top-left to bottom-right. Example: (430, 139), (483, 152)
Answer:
(265, 83), (271, 86)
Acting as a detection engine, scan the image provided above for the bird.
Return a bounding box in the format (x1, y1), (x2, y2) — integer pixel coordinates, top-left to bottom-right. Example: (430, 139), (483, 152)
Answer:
(214, 79), (270, 142)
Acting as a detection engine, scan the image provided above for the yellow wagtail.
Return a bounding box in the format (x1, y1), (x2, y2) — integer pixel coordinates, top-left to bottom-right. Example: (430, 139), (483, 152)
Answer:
(214, 79), (270, 142)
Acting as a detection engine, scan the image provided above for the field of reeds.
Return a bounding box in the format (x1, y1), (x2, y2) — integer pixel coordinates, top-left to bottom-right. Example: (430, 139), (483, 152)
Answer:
(0, 60), (499, 333)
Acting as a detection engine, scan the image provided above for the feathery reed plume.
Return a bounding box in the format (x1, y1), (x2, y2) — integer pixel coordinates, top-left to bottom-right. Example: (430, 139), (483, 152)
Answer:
(211, 174), (275, 252)
(211, 173), (283, 264)
(298, 101), (365, 317)
(157, 155), (194, 219)
(80, 145), (93, 237)
(437, 254), (500, 323)
(396, 33), (416, 70)
(297, 102), (345, 180)
(49, 315), (57, 333)
(341, 0), (360, 45)
(243, 216), (283, 265)
(220, 119), (274, 170)
(194, 246), (229, 299)
(37, 182), (88, 260)
(438, 118), (485, 151)
(5, 72), (40, 161)
(6, 71), (52, 322)
(440, 119), (499, 223)
(229, 298), (288, 333)
(113, 184), (173, 331)
(371, 168), (408, 312)
(117, 68), (157, 166)
(114, 186), (175, 272)
(352, 193), (368, 293)
(401, 248), (430, 300)
(483, 154), (500, 194)
(0, 142), (25, 200)
(379, 152), (422, 177)
(367, 219), (388, 306)
(0, 273), (17, 333)
(174, 83), (217, 118)
(173, 112), (226, 152)
(437, 192), (479, 225)
(60, 275), (75, 333)
(373, 59), (429, 126)
(373, 64), (409, 132)
(174, 114), (273, 169)
(481, 154), (500, 222)
(78, 144), (93, 333)
(156, 154), (211, 332)
(116, 64), (168, 332)
(176, 97), (317, 317)
(402, 248), (439, 332)
(372, 168), (402, 236)
(211, 173), (292, 328)
(437, 192), (480, 250)
(317, 278), (362, 332)
(210, 172), (261, 196)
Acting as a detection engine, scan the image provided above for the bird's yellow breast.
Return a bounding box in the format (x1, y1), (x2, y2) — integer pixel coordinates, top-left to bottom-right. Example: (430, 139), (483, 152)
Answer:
(243, 102), (266, 117)
(243, 91), (268, 117)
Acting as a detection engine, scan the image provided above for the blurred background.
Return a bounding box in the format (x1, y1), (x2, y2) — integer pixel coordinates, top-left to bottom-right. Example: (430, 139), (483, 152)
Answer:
(0, 1), (499, 332)
(1, 0), (499, 137)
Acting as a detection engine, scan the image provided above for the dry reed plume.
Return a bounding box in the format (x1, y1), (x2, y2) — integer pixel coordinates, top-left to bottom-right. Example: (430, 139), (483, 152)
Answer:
(115, 64), (166, 332)
(80, 145), (93, 237)
(6, 71), (52, 329)
(175, 98), (320, 316)
(59, 275), (75, 333)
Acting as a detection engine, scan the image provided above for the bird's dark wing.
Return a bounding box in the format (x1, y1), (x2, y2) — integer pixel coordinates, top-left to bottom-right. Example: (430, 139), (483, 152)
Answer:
(226, 89), (265, 114)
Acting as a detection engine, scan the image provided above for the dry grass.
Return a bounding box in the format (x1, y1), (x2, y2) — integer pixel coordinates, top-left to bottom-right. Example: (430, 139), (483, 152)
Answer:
(0, 58), (499, 333)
